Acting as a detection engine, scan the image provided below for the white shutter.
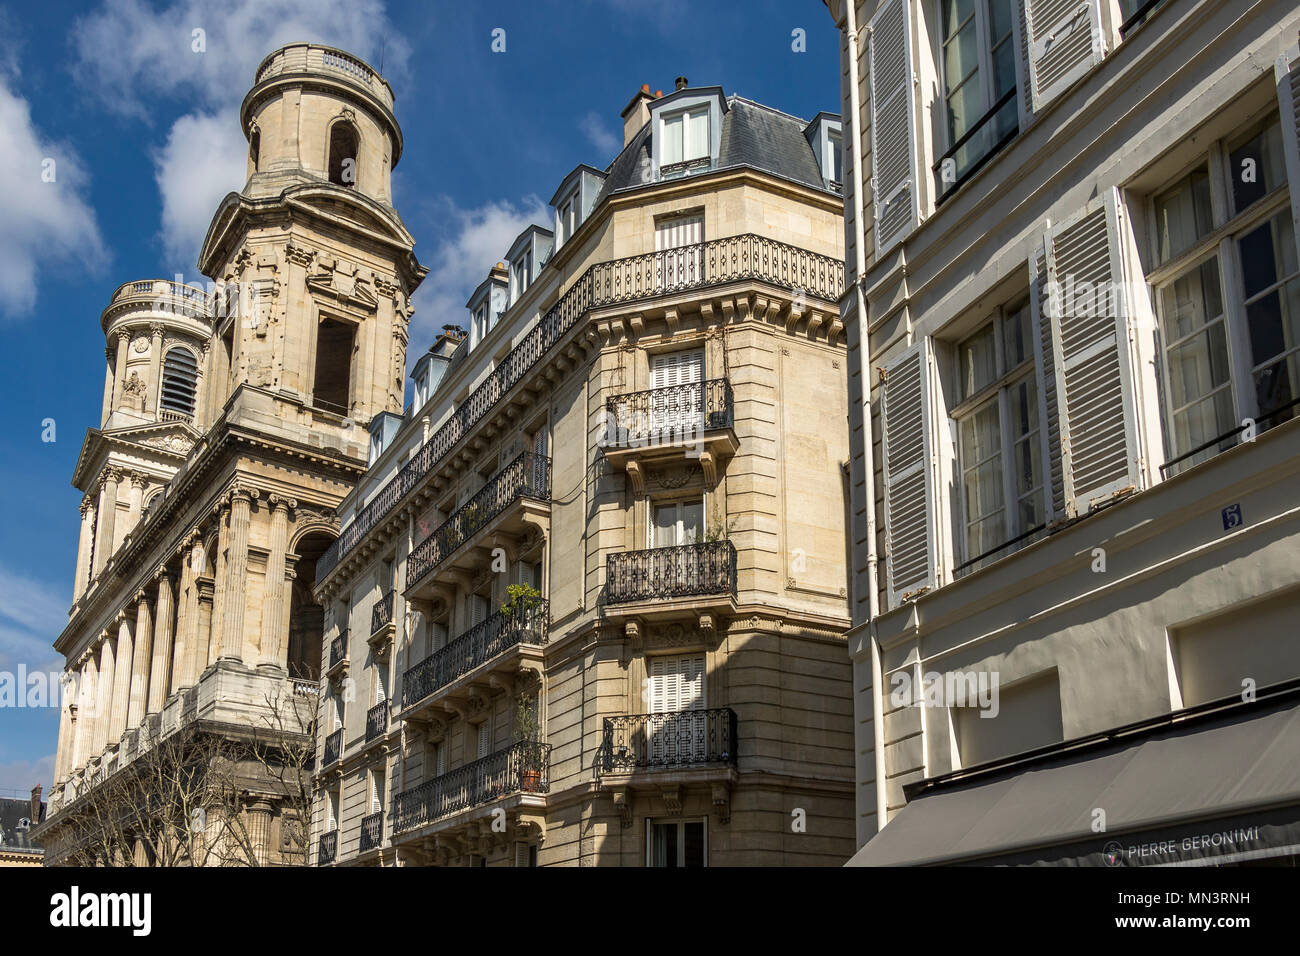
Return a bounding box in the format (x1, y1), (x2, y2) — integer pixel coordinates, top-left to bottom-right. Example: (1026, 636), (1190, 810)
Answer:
(434, 743), (445, 776)
(868, 0), (920, 256)
(1011, 0), (1036, 129)
(375, 673), (386, 703)
(477, 720), (490, 758)
(515, 841), (532, 867)
(649, 655), (705, 713)
(471, 594), (487, 627)
(1024, 0), (1106, 113)
(880, 337), (940, 606)
(1044, 189), (1141, 514)
(1276, 43), (1300, 268)
(1029, 244), (1067, 520)
(371, 773), (383, 814)
(651, 349), (703, 388)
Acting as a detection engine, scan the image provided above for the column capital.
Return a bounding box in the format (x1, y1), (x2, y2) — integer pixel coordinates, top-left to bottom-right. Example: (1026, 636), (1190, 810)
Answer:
(155, 567), (174, 585)
(149, 322), (166, 338)
(100, 467), (123, 487)
(135, 588), (151, 606)
(268, 493), (297, 514)
(115, 327), (132, 344)
(80, 494), (95, 515)
(226, 483), (260, 506)
(129, 471), (150, 489)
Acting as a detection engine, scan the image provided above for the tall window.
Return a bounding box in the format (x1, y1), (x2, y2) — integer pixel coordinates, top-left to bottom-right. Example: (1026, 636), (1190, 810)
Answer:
(655, 214), (704, 289)
(160, 347), (198, 418)
(1149, 116), (1297, 476)
(936, 0), (1018, 194)
(471, 304), (489, 349)
(313, 316), (354, 415)
(953, 302), (1043, 573)
(648, 819), (707, 867)
(511, 252), (531, 302)
(828, 129), (843, 185)
(558, 194), (578, 244)
(661, 108), (709, 177)
(327, 121), (359, 187)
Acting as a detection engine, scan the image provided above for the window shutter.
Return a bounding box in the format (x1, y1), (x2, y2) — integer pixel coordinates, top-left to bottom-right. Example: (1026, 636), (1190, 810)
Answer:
(682, 655), (705, 710)
(868, 0), (920, 256)
(1024, 0), (1106, 112)
(477, 720), (490, 758)
(1043, 189), (1141, 515)
(1276, 43), (1300, 268)
(1029, 245), (1067, 520)
(515, 841), (532, 867)
(372, 774), (383, 814)
(1011, 0), (1036, 128)
(434, 743), (445, 777)
(880, 337), (940, 606)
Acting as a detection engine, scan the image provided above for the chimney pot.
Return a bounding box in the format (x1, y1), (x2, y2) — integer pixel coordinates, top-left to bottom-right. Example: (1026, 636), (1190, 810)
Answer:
(674, 76), (688, 91)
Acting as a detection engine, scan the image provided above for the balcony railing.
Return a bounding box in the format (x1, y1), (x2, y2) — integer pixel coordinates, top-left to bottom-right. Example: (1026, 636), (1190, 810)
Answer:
(393, 741), (551, 834)
(365, 702), (388, 742)
(604, 378), (733, 450)
(605, 541), (736, 605)
(318, 830), (337, 865)
(359, 812), (383, 853)
(599, 708), (737, 773)
(323, 729), (342, 766)
(317, 234), (844, 583)
(371, 590), (395, 634)
(402, 601), (550, 708)
(406, 452), (551, 590)
(329, 631), (348, 670)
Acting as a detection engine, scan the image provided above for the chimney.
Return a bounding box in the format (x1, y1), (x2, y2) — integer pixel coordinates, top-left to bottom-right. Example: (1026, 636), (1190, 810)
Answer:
(674, 75), (689, 91)
(621, 83), (656, 147)
(30, 784), (42, 824)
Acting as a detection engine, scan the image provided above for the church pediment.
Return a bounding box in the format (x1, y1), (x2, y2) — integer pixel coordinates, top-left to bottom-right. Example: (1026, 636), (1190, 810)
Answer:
(72, 419), (200, 488)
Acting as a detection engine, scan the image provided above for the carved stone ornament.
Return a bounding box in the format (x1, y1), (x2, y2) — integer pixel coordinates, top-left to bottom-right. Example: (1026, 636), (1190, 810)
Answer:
(132, 336), (150, 354)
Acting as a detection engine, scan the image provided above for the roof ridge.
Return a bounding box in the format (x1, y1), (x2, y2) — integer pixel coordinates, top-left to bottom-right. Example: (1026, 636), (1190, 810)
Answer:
(726, 94), (810, 126)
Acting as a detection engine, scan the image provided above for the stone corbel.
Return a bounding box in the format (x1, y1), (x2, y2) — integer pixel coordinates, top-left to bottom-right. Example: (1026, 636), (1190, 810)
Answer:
(626, 314), (644, 340)
(663, 307), (679, 338)
(785, 300), (805, 335)
(698, 613), (716, 643)
(625, 459), (646, 497)
(734, 295), (753, 323)
(514, 812), (547, 842)
(610, 788), (632, 829)
(827, 315), (845, 348)
(712, 784), (731, 825)
(699, 300), (716, 327)
(719, 298), (734, 325)
(661, 786), (683, 815)
(698, 450), (718, 489)
(806, 310), (825, 341)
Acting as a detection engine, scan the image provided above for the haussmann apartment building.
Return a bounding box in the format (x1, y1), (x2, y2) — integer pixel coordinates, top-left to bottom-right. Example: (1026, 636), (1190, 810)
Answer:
(310, 76), (857, 867)
(824, 0), (1300, 865)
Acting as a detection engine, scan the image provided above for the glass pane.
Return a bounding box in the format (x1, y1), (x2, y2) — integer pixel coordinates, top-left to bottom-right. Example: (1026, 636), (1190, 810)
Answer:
(1172, 388), (1235, 455)
(662, 115), (683, 166)
(959, 322), (998, 399)
(1254, 352), (1300, 421)
(1167, 322), (1231, 410)
(1018, 493), (1043, 536)
(682, 501), (704, 543)
(991, 37), (1016, 98)
(1003, 303), (1032, 370)
(652, 822), (676, 867)
(1228, 120), (1287, 214)
(1159, 257), (1223, 340)
(967, 511), (1007, 562)
(1153, 168), (1212, 264)
(1008, 377), (1039, 440)
(1012, 435), (1041, 499)
(943, 0), (976, 42)
(987, 0), (1013, 44)
(946, 70), (982, 143)
(684, 822), (705, 867)
(960, 400), (1001, 469)
(653, 504), (677, 547)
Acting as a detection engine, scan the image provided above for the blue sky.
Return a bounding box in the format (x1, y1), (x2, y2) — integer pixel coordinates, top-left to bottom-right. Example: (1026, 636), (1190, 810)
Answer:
(0, 0), (840, 796)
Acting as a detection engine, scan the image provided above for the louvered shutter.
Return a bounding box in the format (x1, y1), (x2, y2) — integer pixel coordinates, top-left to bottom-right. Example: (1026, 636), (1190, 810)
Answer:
(1029, 244), (1067, 520)
(869, 0), (919, 256)
(515, 842), (532, 867)
(1276, 43), (1300, 267)
(1024, 0), (1106, 112)
(372, 773), (383, 814)
(434, 743), (445, 777)
(1044, 190), (1141, 514)
(1011, 0), (1036, 128)
(880, 338), (939, 606)
(477, 720), (490, 758)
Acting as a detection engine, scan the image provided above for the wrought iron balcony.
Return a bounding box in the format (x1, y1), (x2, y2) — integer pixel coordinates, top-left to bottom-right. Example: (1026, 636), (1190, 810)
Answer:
(317, 234), (844, 584)
(599, 708), (738, 774)
(318, 830), (337, 865)
(365, 701), (388, 742)
(329, 630), (348, 671)
(393, 741), (551, 835)
(406, 452), (551, 590)
(323, 728), (342, 767)
(371, 590), (395, 635)
(603, 378), (734, 451)
(359, 812), (383, 853)
(402, 601), (550, 709)
(605, 540), (736, 606)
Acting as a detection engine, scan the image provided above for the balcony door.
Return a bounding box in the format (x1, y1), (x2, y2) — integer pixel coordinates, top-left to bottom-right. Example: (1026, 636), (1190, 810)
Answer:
(649, 350), (704, 439)
(646, 653), (706, 765)
(650, 500), (703, 549)
(655, 214), (703, 290)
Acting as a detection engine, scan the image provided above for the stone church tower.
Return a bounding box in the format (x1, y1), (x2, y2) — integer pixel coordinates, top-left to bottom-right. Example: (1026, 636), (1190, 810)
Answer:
(38, 43), (426, 866)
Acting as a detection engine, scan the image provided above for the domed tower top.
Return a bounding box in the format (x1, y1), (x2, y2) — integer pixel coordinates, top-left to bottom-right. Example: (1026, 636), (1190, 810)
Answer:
(239, 43), (401, 205)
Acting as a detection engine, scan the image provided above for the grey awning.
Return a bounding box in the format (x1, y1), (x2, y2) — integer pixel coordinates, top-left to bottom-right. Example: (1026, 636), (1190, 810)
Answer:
(849, 692), (1300, 866)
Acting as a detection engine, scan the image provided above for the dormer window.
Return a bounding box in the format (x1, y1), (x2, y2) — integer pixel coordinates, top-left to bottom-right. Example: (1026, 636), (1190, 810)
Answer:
(471, 304), (489, 349)
(804, 112), (843, 190)
(558, 194), (578, 245)
(828, 129), (843, 186)
(511, 253), (532, 302)
(661, 107), (710, 178)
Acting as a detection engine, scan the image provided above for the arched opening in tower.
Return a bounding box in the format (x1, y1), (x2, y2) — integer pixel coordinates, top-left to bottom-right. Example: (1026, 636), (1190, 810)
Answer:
(327, 122), (359, 188)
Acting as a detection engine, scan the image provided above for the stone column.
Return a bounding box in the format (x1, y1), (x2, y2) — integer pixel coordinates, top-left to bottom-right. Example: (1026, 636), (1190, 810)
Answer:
(127, 473), (146, 532)
(111, 329), (130, 412)
(176, 535), (203, 688)
(109, 613), (133, 743)
(127, 592), (153, 730)
(149, 570), (176, 711)
(54, 686), (72, 783)
(194, 342), (210, 430)
(219, 485), (257, 663)
(92, 635), (115, 755)
(72, 656), (95, 770)
(211, 504), (229, 662)
(101, 349), (115, 425)
(197, 582), (215, 670)
(247, 801), (274, 865)
(93, 469), (121, 576)
(148, 322), (165, 415)
(260, 495), (295, 672)
(74, 494), (96, 601)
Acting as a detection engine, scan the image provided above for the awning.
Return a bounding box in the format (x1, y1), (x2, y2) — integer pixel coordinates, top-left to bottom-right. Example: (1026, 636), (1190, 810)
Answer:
(849, 691), (1300, 866)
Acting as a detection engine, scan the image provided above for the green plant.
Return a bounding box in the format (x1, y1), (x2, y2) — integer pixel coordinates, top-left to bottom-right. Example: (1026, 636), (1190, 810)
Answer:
(515, 694), (540, 743)
(500, 582), (543, 619)
(704, 516), (737, 542)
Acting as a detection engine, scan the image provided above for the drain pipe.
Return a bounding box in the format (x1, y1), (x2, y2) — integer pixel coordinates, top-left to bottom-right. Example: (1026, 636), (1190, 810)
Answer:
(842, 0), (887, 833)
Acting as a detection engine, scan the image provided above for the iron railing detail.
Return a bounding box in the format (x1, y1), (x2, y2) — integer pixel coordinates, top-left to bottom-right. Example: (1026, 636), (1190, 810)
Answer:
(402, 601), (550, 708)
(605, 541), (736, 605)
(318, 830), (337, 865)
(317, 235), (844, 582)
(392, 741), (551, 834)
(604, 378), (733, 449)
(359, 812), (383, 852)
(371, 590), (395, 634)
(329, 631), (348, 670)
(599, 708), (738, 773)
(365, 702), (388, 742)
(405, 452), (551, 589)
(323, 729), (342, 767)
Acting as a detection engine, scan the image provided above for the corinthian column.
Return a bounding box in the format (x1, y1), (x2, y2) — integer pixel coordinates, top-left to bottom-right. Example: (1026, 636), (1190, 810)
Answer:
(74, 494), (96, 601)
(127, 592), (153, 729)
(219, 485), (258, 663)
(148, 322), (165, 415)
(111, 329), (130, 411)
(94, 469), (121, 576)
(261, 495), (295, 672)
(149, 570), (175, 711)
(72, 655), (96, 770)
(92, 635), (115, 754)
(109, 613), (134, 742)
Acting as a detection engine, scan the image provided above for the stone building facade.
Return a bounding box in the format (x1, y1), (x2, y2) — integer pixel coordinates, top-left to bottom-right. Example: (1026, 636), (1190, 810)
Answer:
(311, 81), (855, 866)
(826, 0), (1300, 864)
(36, 43), (426, 865)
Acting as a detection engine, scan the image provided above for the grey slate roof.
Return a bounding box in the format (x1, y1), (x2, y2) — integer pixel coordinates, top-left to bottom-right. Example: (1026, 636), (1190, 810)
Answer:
(0, 796), (44, 852)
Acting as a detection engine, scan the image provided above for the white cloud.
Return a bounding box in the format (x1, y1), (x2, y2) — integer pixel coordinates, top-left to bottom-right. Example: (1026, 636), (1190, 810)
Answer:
(0, 754), (56, 798)
(0, 78), (106, 318)
(408, 196), (551, 363)
(0, 565), (69, 676)
(152, 111), (248, 268)
(579, 110), (620, 159)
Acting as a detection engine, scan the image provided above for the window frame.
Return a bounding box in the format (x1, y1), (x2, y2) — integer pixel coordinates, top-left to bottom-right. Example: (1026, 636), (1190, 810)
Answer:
(645, 816), (708, 867)
(659, 106), (711, 178)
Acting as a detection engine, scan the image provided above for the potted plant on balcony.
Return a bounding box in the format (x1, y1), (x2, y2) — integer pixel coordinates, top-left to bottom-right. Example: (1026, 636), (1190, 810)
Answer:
(500, 582), (543, 634)
(515, 694), (543, 791)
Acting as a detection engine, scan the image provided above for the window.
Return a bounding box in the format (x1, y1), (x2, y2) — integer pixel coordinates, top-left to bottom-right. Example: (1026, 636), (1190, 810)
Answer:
(557, 194), (578, 244)
(661, 108), (709, 177)
(1149, 116), (1297, 476)
(952, 302), (1044, 573)
(935, 0), (1018, 196)
(432, 741), (445, 777)
(471, 304), (489, 349)
(160, 348), (198, 417)
(370, 768), (384, 815)
(515, 842), (538, 867)
(655, 214), (704, 289)
(647, 819), (707, 867)
(327, 788), (339, 832)
(249, 128), (260, 174)
(511, 253), (532, 302)
(1119, 0), (1170, 37)
(313, 316), (354, 415)
(647, 653), (706, 764)
(828, 128), (843, 185)
(651, 500), (703, 549)
(327, 121), (359, 187)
